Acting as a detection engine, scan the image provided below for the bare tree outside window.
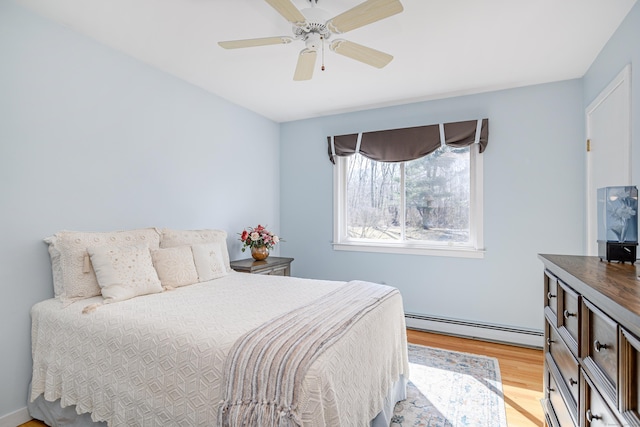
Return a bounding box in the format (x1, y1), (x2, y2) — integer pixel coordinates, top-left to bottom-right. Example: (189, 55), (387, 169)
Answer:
(345, 146), (470, 244)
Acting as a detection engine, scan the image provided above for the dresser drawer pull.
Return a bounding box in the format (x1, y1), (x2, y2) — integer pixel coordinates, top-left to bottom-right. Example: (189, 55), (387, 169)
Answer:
(586, 409), (602, 422)
(563, 309), (576, 319)
(594, 340), (608, 352)
(569, 377), (578, 386)
(547, 292), (556, 299)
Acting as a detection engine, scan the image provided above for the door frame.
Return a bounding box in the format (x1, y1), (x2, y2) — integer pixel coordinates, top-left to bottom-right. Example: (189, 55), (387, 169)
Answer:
(585, 64), (632, 255)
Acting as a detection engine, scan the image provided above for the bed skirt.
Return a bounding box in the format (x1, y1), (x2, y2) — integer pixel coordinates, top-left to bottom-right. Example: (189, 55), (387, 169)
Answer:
(28, 375), (407, 427)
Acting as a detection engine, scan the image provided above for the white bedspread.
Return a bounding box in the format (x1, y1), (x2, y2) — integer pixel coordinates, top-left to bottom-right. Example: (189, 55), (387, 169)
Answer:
(30, 273), (408, 426)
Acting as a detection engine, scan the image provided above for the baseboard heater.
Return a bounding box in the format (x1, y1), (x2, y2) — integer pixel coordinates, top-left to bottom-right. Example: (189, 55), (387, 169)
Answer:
(405, 312), (543, 349)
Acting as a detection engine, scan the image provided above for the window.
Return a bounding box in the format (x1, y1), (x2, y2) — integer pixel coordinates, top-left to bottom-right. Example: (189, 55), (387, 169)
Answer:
(333, 142), (484, 258)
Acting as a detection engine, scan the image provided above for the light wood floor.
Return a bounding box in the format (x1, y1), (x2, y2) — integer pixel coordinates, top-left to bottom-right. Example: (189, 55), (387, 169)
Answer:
(406, 329), (544, 427)
(18, 329), (544, 427)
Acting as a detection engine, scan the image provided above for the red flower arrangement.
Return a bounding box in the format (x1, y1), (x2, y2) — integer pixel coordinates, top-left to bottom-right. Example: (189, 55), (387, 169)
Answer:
(239, 225), (282, 252)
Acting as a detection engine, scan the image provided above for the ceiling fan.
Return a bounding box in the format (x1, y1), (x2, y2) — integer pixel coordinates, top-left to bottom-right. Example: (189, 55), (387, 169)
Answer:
(218, 0), (404, 81)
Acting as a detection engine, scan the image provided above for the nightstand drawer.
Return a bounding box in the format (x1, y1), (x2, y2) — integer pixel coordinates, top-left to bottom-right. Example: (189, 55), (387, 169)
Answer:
(582, 298), (618, 405)
(259, 265), (288, 276)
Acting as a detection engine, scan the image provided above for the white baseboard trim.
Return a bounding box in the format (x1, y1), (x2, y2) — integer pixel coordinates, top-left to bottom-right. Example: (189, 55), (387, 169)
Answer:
(0, 406), (30, 427)
(405, 313), (544, 349)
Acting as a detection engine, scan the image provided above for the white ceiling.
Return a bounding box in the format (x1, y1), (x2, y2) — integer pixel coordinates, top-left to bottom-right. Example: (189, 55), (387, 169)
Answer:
(16, 0), (637, 123)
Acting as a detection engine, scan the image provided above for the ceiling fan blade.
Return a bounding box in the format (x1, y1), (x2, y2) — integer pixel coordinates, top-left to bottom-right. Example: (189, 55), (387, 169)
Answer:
(218, 36), (293, 49)
(330, 40), (393, 68)
(264, 0), (306, 25)
(326, 0), (403, 34)
(293, 49), (318, 81)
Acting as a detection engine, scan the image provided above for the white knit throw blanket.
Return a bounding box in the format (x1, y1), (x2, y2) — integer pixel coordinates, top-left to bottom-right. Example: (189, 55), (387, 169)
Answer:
(218, 280), (398, 427)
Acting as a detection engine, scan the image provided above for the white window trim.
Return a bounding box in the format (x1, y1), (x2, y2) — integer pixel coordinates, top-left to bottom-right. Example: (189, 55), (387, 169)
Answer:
(332, 144), (485, 259)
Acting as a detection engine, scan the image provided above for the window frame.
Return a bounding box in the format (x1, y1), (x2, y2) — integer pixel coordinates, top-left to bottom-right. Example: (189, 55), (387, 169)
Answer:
(332, 143), (485, 258)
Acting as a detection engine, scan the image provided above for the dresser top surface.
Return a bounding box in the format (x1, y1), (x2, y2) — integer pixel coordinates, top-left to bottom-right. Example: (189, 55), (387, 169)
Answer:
(539, 254), (640, 331)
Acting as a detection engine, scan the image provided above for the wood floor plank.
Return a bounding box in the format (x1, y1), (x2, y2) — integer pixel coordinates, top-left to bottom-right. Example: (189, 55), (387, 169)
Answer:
(18, 328), (544, 427)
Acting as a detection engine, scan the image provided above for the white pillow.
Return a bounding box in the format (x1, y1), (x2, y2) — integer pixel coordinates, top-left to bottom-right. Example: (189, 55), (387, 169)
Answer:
(87, 244), (162, 304)
(192, 243), (228, 282)
(151, 246), (199, 288)
(159, 228), (231, 273)
(44, 228), (161, 302)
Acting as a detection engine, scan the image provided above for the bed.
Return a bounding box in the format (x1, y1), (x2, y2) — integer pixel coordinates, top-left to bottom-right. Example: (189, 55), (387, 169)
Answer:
(28, 228), (409, 426)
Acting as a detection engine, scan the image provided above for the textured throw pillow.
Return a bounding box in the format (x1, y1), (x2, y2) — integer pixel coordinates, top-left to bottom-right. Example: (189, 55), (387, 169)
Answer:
(159, 228), (231, 273)
(151, 246), (199, 288)
(87, 244), (162, 304)
(191, 243), (228, 282)
(44, 228), (161, 302)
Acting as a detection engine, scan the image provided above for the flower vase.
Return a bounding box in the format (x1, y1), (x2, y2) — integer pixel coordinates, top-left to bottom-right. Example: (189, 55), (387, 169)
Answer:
(251, 246), (269, 261)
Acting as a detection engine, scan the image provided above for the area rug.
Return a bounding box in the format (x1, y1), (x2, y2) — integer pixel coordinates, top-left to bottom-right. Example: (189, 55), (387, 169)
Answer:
(391, 344), (508, 427)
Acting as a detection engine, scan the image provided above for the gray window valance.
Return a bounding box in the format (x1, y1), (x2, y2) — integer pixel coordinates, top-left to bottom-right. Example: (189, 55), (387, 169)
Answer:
(327, 118), (488, 164)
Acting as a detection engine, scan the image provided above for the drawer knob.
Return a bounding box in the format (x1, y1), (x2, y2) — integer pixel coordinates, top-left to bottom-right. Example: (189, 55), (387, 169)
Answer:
(569, 377), (578, 386)
(594, 339), (608, 352)
(563, 309), (576, 319)
(586, 409), (602, 422)
(547, 292), (556, 299)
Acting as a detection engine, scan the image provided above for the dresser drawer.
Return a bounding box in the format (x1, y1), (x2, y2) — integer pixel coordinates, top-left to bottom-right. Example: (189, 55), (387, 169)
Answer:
(582, 298), (619, 406)
(544, 270), (559, 324)
(582, 371), (622, 426)
(545, 367), (577, 427)
(558, 279), (580, 357)
(620, 328), (640, 425)
(547, 321), (580, 407)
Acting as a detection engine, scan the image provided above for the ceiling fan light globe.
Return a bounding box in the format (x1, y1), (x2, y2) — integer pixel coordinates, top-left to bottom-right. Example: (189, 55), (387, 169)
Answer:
(304, 32), (323, 51)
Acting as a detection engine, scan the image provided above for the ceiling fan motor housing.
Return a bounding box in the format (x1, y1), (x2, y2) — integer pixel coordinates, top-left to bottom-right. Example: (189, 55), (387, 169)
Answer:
(294, 6), (332, 51)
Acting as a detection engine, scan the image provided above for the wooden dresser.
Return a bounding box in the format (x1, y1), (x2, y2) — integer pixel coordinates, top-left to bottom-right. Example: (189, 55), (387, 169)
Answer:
(539, 254), (640, 426)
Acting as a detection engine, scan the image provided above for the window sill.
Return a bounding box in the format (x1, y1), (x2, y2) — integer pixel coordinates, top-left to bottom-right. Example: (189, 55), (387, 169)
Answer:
(332, 242), (485, 259)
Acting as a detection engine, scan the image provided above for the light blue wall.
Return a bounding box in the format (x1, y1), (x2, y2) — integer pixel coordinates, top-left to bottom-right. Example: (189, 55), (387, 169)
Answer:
(280, 81), (585, 332)
(0, 1), (280, 418)
(279, 0), (640, 347)
(2, 0), (640, 422)
(583, 2), (640, 183)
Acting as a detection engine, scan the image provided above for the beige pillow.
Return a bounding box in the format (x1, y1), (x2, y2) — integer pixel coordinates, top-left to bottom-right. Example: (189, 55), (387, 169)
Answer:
(87, 244), (162, 304)
(151, 246), (199, 288)
(191, 243), (228, 282)
(159, 228), (231, 273)
(44, 228), (161, 302)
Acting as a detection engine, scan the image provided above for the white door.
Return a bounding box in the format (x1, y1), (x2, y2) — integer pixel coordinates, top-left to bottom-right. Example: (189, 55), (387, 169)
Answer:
(586, 64), (632, 255)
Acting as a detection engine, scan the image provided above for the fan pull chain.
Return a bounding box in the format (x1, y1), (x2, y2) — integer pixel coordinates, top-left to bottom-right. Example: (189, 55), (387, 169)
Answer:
(321, 36), (325, 71)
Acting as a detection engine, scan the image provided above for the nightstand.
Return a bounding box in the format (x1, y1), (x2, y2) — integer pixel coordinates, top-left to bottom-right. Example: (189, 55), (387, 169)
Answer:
(230, 256), (294, 276)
